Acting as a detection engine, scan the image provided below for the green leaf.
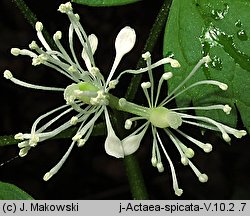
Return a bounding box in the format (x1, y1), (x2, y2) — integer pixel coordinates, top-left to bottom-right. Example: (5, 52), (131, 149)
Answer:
(163, 0), (250, 133)
(72, 0), (141, 7)
(0, 181), (34, 200)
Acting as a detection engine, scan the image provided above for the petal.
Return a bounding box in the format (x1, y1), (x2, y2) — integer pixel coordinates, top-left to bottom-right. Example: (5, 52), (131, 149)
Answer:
(105, 26), (136, 86)
(115, 26), (136, 58)
(82, 34), (98, 71)
(104, 108), (124, 158)
(122, 125), (148, 156)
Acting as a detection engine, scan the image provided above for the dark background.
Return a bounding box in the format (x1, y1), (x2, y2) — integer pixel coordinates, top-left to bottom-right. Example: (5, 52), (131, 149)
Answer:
(0, 0), (250, 199)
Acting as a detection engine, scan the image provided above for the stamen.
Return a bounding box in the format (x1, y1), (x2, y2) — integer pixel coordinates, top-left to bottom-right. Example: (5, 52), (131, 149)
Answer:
(3, 70), (64, 91)
(172, 104), (232, 115)
(176, 129), (213, 153)
(141, 82), (152, 107)
(70, 116), (78, 125)
(155, 72), (173, 106)
(164, 129), (189, 165)
(35, 22), (52, 52)
(188, 160), (208, 183)
(161, 80), (228, 106)
(160, 55), (211, 105)
(156, 132), (183, 196)
(43, 141), (75, 181)
(180, 113), (232, 142)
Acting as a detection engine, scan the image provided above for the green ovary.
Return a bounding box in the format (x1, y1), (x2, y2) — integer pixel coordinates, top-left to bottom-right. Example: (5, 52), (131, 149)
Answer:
(149, 107), (182, 129)
(64, 82), (99, 104)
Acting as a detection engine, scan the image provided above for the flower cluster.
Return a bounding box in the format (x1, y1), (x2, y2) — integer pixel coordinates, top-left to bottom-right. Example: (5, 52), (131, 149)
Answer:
(113, 52), (247, 196)
(4, 2), (137, 181)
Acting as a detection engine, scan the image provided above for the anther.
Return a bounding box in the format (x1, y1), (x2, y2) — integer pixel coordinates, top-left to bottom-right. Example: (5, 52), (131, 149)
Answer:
(14, 132), (24, 140)
(53, 31), (62, 40)
(35, 22), (43, 32)
(58, 2), (73, 14)
(181, 156), (189, 165)
(219, 83), (228, 90)
(203, 143), (213, 153)
(223, 104), (231, 114)
(125, 119), (132, 130)
(142, 51), (151, 60)
(3, 70), (13, 80)
(157, 162), (164, 172)
(151, 156), (157, 167)
(169, 59), (181, 68)
(29, 41), (39, 50)
(141, 82), (151, 89)
(222, 133), (231, 142)
(70, 116), (78, 125)
(11, 48), (21, 56)
(162, 72), (173, 80)
(198, 173), (208, 183)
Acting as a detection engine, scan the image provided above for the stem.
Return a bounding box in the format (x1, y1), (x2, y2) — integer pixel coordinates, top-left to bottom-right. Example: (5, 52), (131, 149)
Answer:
(124, 155), (149, 199)
(125, 0), (173, 101)
(12, 0), (56, 49)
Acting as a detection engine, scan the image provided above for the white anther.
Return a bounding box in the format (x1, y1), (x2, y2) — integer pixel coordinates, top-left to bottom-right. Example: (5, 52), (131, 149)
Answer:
(18, 141), (28, 148)
(32, 54), (48, 66)
(58, 2), (72, 14)
(175, 188), (183, 196)
(203, 143), (213, 153)
(108, 80), (118, 89)
(14, 132), (24, 140)
(157, 162), (164, 172)
(234, 130), (247, 138)
(162, 72), (173, 80)
(29, 41), (38, 50)
(219, 83), (228, 90)
(125, 119), (132, 130)
(185, 148), (195, 158)
(74, 13), (80, 21)
(90, 67), (100, 76)
(77, 139), (86, 147)
(151, 156), (157, 167)
(3, 70), (13, 79)
(142, 51), (151, 60)
(181, 156), (189, 166)
(35, 22), (43, 32)
(169, 59), (181, 68)
(141, 82), (151, 89)
(68, 66), (77, 73)
(53, 31), (62, 40)
(203, 55), (212, 64)
(11, 48), (21, 56)
(198, 173), (208, 183)
(19, 147), (30, 157)
(222, 133), (231, 142)
(72, 133), (82, 142)
(29, 134), (39, 146)
(223, 104), (231, 114)
(70, 116), (78, 125)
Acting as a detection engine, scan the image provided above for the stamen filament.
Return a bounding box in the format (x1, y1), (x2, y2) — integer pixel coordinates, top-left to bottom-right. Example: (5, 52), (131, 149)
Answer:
(4, 70), (64, 91)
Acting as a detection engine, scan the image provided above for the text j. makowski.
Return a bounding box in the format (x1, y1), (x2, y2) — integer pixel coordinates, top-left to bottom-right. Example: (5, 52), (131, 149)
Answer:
(19, 202), (79, 212)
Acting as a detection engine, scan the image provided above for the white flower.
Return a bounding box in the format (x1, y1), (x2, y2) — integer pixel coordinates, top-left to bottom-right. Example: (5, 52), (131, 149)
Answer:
(4, 2), (137, 180)
(113, 53), (247, 196)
